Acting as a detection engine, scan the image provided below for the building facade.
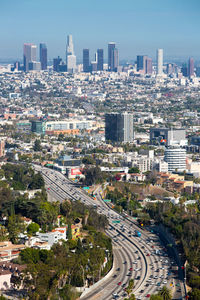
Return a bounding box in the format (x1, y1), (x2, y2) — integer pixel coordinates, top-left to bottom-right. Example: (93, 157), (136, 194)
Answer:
(105, 113), (134, 143)
(40, 43), (47, 70)
(83, 49), (90, 72)
(164, 146), (186, 172)
(157, 48), (163, 75)
(23, 43), (37, 71)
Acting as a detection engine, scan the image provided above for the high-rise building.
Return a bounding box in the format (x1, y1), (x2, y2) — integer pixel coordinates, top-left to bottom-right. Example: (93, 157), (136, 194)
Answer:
(83, 49), (90, 72)
(164, 146), (186, 172)
(157, 48), (163, 75)
(53, 56), (62, 72)
(181, 63), (188, 77)
(29, 61), (41, 71)
(40, 43), (47, 70)
(137, 55), (146, 72)
(97, 49), (104, 71)
(108, 42), (119, 71)
(23, 43), (37, 71)
(145, 57), (152, 74)
(105, 112), (134, 143)
(188, 57), (194, 78)
(66, 34), (76, 73)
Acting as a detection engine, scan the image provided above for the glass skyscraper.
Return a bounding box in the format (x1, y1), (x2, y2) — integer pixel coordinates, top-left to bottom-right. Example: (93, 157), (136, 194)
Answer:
(105, 112), (134, 143)
(83, 49), (90, 72)
(40, 43), (47, 70)
(23, 43), (37, 71)
(97, 49), (104, 71)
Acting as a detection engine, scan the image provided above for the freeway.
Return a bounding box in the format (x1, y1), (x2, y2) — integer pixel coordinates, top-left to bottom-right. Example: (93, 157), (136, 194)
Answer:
(33, 164), (185, 300)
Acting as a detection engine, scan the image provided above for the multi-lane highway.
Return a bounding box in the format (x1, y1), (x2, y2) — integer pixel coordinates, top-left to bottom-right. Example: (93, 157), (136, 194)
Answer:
(33, 164), (185, 300)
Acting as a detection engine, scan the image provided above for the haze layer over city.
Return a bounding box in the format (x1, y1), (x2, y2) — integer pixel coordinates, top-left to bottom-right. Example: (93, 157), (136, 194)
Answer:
(0, 1), (199, 300)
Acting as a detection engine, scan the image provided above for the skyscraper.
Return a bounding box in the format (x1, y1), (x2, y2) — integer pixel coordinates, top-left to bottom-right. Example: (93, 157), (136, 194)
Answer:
(137, 55), (146, 72)
(83, 49), (90, 72)
(97, 49), (104, 71)
(157, 48), (163, 75)
(145, 57), (152, 74)
(40, 43), (47, 70)
(53, 56), (62, 72)
(66, 34), (76, 73)
(105, 112), (134, 143)
(108, 42), (117, 71)
(188, 57), (194, 78)
(23, 43), (37, 71)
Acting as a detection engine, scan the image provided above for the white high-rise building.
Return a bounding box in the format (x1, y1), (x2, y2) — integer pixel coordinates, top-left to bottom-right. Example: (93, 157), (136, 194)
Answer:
(66, 34), (76, 73)
(164, 146), (186, 172)
(157, 48), (163, 75)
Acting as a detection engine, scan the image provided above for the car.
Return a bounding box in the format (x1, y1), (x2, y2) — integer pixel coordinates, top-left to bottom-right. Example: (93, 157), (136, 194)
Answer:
(117, 282), (122, 286)
(116, 267), (120, 271)
(113, 274), (117, 278)
(129, 267), (133, 271)
(146, 294), (151, 298)
(124, 261), (127, 264)
(147, 253), (150, 256)
(163, 280), (167, 284)
(134, 268), (139, 271)
(122, 283), (126, 287)
(112, 293), (119, 299)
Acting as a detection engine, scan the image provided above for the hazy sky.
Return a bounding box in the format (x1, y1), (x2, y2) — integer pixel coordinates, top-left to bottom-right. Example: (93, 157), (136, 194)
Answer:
(1, 0), (200, 61)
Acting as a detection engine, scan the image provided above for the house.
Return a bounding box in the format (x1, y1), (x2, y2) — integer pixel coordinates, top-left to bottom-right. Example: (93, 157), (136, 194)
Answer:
(0, 242), (26, 262)
(38, 227), (67, 247)
(0, 262), (26, 290)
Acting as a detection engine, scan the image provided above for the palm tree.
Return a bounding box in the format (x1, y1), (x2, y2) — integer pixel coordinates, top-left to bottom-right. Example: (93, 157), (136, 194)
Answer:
(159, 286), (172, 300)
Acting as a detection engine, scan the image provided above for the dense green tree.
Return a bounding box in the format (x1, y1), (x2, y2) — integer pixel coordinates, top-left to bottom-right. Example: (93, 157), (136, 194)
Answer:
(0, 225), (8, 241)
(27, 222), (40, 235)
(150, 295), (163, 300)
(159, 286), (172, 300)
(67, 222), (72, 240)
(189, 288), (200, 300)
(33, 139), (42, 152)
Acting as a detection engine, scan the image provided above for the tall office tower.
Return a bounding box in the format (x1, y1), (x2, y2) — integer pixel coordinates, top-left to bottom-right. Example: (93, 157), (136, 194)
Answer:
(97, 49), (104, 71)
(105, 112), (134, 143)
(66, 34), (76, 73)
(188, 57), (194, 78)
(157, 48), (163, 75)
(164, 146), (186, 172)
(137, 55), (145, 72)
(111, 48), (119, 72)
(108, 42), (116, 71)
(83, 49), (90, 72)
(40, 43), (47, 70)
(23, 43), (37, 71)
(181, 63), (188, 77)
(145, 57), (152, 74)
(29, 61), (41, 71)
(53, 56), (62, 72)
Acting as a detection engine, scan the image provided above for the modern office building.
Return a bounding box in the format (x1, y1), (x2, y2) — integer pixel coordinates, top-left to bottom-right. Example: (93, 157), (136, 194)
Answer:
(137, 55), (146, 72)
(137, 55), (152, 74)
(150, 128), (186, 146)
(31, 120), (45, 134)
(97, 49), (104, 71)
(188, 57), (194, 78)
(66, 35), (76, 73)
(145, 57), (152, 74)
(23, 43), (37, 71)
(28, 61), (41, 71)
(53, 56), (62, 72)
(105, 112), (134, 143)
(108, 42), (119, 71)
(83, 49), (90, 72)
(40, 43), (47, 70)
(164, 146), (186, 172)
(156, 48), (163, 75)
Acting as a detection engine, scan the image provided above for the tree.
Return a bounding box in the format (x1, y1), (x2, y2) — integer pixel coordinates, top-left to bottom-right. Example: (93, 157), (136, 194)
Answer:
(189, 288), (200, 300)
(67, 222), (72, 240)
(128, 167), (140, 174)
(150, 295), (163, 300)
(27, 222), (40, 235)
(0, 225), (8, 241)
(126, 279), (134, 298)
(33, 139), (41, 152)
(159, 286), (172, 300)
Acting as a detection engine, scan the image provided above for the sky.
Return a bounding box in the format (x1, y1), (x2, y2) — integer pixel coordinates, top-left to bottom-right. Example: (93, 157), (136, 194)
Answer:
(0, 0), (200, 62)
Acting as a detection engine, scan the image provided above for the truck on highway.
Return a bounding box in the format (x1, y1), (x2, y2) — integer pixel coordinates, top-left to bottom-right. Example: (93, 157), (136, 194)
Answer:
(135, 230), (141, 237)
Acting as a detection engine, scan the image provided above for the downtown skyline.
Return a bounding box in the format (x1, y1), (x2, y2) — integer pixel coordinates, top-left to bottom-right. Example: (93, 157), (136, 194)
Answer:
(0, 0), (200, 61)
